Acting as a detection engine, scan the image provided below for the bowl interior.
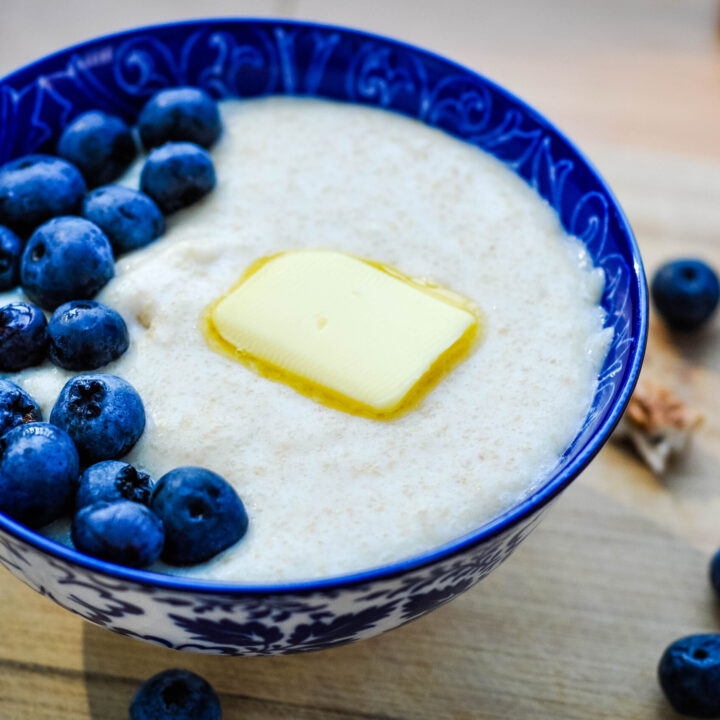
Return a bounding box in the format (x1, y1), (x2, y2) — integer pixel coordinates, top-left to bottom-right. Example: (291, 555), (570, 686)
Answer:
(0, 18), (647, 591)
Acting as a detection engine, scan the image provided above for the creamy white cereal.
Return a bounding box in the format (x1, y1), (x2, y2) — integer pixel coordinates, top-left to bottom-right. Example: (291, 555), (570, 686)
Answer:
(4, 98), (611, 582)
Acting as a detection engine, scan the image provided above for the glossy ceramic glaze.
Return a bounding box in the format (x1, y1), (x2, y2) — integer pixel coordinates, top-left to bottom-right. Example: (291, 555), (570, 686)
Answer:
(0, 18), (646, 655)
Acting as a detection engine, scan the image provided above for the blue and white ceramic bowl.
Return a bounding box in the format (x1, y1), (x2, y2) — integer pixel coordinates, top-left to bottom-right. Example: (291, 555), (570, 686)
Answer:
(0, 19), (646, 655)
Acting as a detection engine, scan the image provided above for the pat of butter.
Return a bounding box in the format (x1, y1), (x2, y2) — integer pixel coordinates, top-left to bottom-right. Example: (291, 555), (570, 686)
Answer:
(208, 250), (479, 419)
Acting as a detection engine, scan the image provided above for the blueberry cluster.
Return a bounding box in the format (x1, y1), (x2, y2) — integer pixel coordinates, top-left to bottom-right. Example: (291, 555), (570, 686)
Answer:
(0, 372), (247, 568)
(0, 88), (249, 570)
(0, 85), (220, 372)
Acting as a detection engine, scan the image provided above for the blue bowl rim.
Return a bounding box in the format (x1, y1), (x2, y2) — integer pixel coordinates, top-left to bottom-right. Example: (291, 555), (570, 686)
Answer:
(0, 17), (648, 595)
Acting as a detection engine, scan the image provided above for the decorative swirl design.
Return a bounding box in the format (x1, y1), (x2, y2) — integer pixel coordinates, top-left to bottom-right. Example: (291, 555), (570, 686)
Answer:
(425, 75), (492, 134)
(303, 31), (340, 95)
(182, 28), (279, 99)
(570, 191), (610, 258)
(477, 109), (545, 169)
(346, 42), (429, 116)
(66, 51), (138, 119)
(0, 20), (642, 655)
(530, 136), (575, 211)
(113, 35), (180, 97)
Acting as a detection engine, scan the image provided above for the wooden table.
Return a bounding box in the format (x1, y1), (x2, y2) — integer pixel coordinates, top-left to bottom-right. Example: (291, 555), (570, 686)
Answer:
(1, 1), (719, 717)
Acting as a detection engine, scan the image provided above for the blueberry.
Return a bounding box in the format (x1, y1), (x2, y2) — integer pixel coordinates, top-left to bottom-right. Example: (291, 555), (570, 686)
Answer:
(82, 186), (164, 255)
(140, 142), (216, 214)
(72, 500), (164, 568)
(0, 422), (79, 528)
(0, 155), (86, 237)
(150, 466), (248, 565)
(48, 300), (129, 371)
(659, 634), (720, 717)
(76, 460), (153, 509)
(0, 302), (47, 372)
(652, 259), (720, 332)
(57, 111), (136, 188)
(50, 374), (145, 464)
(21, 217), (114, 310)
(130, 668), (221, 720)
(138, 87), (221, 150)
(0, 226), (23, 290)
(0, 379), (42, 437)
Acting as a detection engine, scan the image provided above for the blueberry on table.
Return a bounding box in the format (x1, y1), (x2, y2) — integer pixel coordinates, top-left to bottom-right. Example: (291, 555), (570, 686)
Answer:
(140, 142), (216, 214)
(0, 155), (86, 236)
(57, 111), (136, 188)
(151, 466), (248, 566)
(76, 460), (153, 509)
(659, 634), (720, 717)
(651, 259), (720, 332)
(72, 500), (164, 568)
(130, 668), (221, 720)
(0, 422), (79, 528)
(20, 217), (114, 310)
(0, 226), (23, 290)
(138, 86), (221, 150)
(48, 300), (129, 371)
(0, 302), (47, 372)
(82, 186), (164, 255)
(50, 374), (145, 464)
(0, 379), (42, 437)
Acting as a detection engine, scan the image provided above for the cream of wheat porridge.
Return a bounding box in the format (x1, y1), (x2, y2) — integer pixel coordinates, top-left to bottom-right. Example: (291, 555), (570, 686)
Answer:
(3, 97), (612, 582)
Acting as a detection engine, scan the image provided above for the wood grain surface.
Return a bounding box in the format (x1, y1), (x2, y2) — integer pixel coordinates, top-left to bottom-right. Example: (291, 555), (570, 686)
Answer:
(1, 1), (720, 718)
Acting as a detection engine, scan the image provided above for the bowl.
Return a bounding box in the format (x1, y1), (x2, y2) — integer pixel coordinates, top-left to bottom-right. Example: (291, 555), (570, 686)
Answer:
(0, 18), (647, 656)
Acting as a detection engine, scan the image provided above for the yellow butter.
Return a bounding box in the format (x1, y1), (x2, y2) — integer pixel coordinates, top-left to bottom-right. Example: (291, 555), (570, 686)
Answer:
(205, 250), (480, 419)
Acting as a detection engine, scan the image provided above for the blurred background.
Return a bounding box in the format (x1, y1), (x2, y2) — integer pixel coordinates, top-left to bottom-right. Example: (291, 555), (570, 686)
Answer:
(1, 1), (719, 719)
